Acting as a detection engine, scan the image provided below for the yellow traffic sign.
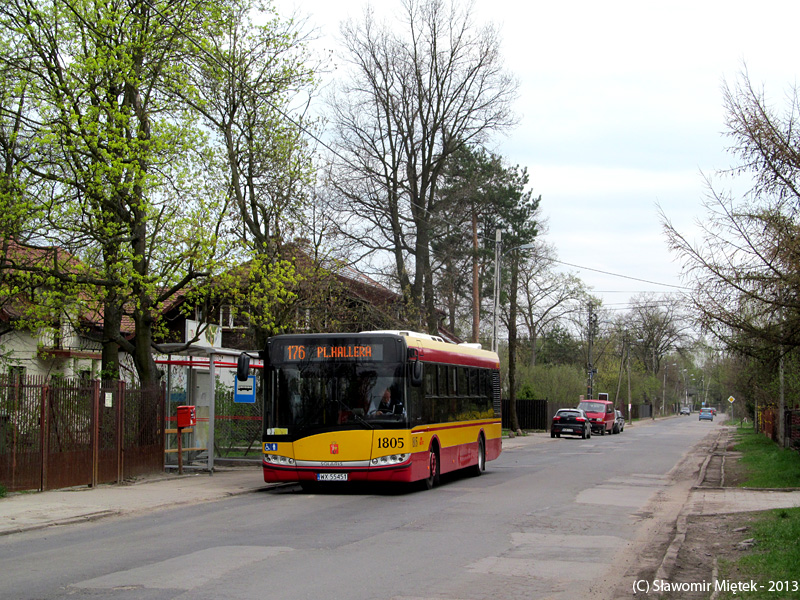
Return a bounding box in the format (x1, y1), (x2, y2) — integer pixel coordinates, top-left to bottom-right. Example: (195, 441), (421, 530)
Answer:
(728, 396), (735, 403)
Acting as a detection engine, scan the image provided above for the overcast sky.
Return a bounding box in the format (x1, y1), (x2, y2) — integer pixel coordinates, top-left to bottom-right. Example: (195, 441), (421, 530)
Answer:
(274, 0), (800, 310)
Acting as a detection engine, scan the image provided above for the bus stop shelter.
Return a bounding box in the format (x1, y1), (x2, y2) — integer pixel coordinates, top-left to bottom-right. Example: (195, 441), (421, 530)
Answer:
(157, 345), (262, 472)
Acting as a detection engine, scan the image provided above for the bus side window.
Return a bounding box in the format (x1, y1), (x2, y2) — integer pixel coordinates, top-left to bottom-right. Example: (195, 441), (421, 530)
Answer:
(458, 367), (468, 397)
(469, 368), (479, 397)
(425, 366), (435, 396)
(437, 365), (448, 396)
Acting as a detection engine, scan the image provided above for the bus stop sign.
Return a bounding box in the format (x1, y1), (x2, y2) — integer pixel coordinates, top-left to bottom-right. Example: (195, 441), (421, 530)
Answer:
(235, 375), (256, 403)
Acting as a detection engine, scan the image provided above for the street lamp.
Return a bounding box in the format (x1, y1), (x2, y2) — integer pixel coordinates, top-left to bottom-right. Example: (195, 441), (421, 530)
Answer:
(491, 232), (536, 353)
(681, 369), (688, 412)
(663, 363), (676, 415)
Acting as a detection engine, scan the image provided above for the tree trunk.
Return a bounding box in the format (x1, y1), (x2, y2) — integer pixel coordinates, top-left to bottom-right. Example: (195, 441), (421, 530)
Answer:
(101, 295), (121, 380)
(529, 330), (538, 367)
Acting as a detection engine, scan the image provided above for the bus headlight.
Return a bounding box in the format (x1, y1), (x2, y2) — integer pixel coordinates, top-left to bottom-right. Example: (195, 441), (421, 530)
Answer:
(371, 454), (408, 466)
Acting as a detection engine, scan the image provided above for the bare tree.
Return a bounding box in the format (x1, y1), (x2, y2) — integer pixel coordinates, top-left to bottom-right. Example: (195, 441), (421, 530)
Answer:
(325, 0), (518, 333)
(517, 241), (591, 367)
(663, 67), (800, 444)
(624, 293), (692, 376)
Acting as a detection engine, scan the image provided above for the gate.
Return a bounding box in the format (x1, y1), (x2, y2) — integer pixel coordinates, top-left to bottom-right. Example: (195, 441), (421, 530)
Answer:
(0, 376), (164, 492)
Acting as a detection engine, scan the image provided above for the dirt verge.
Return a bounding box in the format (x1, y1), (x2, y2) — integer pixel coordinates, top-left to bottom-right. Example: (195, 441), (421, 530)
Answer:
(648, 456), (760, 600)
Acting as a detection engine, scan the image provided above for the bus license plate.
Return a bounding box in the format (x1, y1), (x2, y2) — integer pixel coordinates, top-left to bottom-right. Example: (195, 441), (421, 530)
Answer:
(317, 473), (348, 482)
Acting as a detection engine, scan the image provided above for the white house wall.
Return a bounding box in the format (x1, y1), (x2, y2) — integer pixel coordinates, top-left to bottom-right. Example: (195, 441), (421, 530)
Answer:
(0, 328), (101, 379)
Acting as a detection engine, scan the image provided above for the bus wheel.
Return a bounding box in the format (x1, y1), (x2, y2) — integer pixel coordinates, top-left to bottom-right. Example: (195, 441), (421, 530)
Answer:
(470, 437), (485, 476)
(422, 448), (440, 490)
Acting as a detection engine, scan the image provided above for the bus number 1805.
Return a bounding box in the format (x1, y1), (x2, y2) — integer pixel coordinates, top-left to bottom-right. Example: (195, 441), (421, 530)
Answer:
(378, 437), (404, 449)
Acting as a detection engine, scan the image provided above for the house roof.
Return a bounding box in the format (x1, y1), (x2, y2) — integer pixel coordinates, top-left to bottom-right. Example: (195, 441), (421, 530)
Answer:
(2, 238), (461, 342)
(0, 239), (135, 334)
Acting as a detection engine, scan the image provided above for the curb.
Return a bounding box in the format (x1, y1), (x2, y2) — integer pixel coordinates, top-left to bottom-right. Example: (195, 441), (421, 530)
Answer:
(0, 474), (278, 537)
(0, 510), (120, 537)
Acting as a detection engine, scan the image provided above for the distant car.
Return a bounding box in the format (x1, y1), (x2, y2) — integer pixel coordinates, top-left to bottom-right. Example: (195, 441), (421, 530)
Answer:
(680, 406), (690, 415)
(699, 408), (714, 421)
(613, 410), (625, 434)
(551, 408), (592, 439)
(710, 408), (717, 415)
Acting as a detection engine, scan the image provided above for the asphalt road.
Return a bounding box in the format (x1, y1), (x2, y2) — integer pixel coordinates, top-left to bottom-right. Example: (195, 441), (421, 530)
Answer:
(0, 417), (717, 600)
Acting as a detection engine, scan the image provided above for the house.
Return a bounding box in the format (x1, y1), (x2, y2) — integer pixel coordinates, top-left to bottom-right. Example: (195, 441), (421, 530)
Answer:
(0, 240), (104, 380)
(156, 245), (448, 352)
(1, 239), (461, 380)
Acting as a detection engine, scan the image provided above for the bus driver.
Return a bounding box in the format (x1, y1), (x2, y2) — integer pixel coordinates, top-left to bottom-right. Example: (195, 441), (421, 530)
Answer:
(371, 388), (401, 415)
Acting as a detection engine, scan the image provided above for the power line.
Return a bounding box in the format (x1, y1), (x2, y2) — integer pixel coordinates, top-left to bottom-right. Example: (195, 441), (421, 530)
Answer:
(552, 259), (692, 290)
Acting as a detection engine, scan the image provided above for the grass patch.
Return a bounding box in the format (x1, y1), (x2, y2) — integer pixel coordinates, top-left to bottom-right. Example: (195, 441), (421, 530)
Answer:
(733, 429), (800, 488)
(716, 507), (800, 600)
(715, 428), (800, 598)
(0, 483), (5, 498)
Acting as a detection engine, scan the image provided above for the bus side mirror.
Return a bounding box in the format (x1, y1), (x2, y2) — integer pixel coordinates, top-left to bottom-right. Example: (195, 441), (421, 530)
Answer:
(411, 361), (423, 387)
(237, 353), (251, 381)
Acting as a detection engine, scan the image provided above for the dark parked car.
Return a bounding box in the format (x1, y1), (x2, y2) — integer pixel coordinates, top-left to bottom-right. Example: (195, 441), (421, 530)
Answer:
(613, 410), (625, 434)
(551, 408), (592, 439)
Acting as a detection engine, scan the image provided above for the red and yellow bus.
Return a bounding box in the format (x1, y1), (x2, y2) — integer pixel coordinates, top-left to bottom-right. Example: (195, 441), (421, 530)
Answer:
(238, 331), (501, 490)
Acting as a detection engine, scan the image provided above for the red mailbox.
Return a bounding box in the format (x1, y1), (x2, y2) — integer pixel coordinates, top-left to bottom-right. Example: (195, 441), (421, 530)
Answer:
(176, 405), (196, 429)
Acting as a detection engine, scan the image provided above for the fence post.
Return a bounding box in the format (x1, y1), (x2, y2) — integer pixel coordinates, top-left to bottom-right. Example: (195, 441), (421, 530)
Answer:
(39, 383), (49, 492)
(91, 380), (100, 488)
(117, 381), (125, 483)
(160, 381), (166, 459)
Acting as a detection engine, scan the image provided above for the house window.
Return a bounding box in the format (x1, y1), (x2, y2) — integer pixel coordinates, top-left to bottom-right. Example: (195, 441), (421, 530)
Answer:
(53, 319), (63, 349)
(220, 305), (249, 329)
(9, 365), (26, 383)
(220, 305), (234, 329)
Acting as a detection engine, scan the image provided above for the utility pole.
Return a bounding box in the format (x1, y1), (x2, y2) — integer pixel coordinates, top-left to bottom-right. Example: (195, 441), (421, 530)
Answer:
(587, 303), (597, 398)
(491, 230), (502, 353)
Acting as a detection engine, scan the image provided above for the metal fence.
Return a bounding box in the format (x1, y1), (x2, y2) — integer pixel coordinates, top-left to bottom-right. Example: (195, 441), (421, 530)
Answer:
(501, 398), (656, 431)
(0, 376), (164, 492)
(214, 388), (263, 458)
(502, 398), (575, 431)
(757, 407), (800, 450)
(788, 410), (800, 450)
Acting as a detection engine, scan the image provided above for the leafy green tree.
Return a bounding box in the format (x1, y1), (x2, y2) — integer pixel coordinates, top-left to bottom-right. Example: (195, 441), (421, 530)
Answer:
(493, 165), (540, 433)
(0, 0), (229, 383)
(179, 0), (319, 345)
(433, 144), (515, 341)
(535, 324), (583, 366)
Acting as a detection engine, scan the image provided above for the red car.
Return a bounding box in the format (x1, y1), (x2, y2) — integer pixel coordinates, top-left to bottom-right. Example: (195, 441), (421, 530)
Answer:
(577, 399), (615, 435)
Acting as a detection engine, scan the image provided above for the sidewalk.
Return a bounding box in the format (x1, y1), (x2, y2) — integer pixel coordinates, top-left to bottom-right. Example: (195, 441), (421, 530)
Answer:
(0, 433), (552, 536)
(0, 466), (269, 536)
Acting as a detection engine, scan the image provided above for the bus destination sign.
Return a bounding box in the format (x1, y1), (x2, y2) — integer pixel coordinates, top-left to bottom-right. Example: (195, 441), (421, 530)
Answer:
(282, 343), (384, 362)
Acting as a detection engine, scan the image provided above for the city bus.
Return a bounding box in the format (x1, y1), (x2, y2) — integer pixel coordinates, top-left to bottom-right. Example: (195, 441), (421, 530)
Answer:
(237, 331), (502, 490)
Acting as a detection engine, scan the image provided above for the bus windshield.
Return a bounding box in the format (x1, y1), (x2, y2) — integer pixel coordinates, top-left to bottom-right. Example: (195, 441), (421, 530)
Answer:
(273, 363), (405, 434)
